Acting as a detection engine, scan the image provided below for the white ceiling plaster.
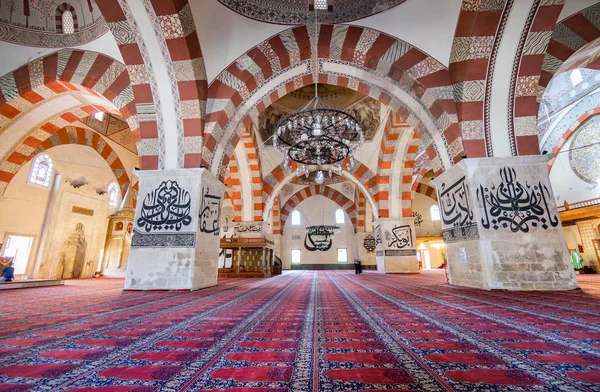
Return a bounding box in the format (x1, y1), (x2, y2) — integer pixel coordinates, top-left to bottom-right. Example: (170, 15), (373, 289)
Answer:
(0, 31), (123, 78)
(1, 95), (82, 159)
(559, 0), (599, 22)
(347, 0), (462, 67)
(191, 0), (289, 84)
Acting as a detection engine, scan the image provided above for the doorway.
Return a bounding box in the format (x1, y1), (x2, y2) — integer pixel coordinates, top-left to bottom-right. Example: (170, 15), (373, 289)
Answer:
(2, 235), (34, 275)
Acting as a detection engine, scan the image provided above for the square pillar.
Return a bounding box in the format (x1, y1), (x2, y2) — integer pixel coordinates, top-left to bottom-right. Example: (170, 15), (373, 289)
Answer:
(374, 218), (419, 273)
(432, 156), (578, 291)
(127, 169), (225, 291)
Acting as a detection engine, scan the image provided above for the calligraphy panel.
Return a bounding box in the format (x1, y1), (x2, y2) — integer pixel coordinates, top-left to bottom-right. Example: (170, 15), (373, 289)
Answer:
(476, 167), (559, 234)
(199, 187), (222, 237)
(438, 176), (479, 243)
(385, 225), (413, 249)
(134, 180), (195, 248)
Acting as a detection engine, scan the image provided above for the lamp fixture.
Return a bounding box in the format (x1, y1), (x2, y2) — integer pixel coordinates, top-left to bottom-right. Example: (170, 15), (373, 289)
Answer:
(272, 4), (364, 185)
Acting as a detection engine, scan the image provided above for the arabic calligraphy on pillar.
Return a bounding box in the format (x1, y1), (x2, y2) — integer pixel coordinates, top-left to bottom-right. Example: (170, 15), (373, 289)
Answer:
(137, 181), (192, 232)
(439, 176), (474, 227)
(385, 225), (413, 249)
(363, 234), (376, 253)
(199, 187), (222, 236)
(477, 167), (559, 233)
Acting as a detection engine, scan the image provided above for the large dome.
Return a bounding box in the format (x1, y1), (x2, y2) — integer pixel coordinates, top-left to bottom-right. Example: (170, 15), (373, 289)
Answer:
(217, 0), (406, 24)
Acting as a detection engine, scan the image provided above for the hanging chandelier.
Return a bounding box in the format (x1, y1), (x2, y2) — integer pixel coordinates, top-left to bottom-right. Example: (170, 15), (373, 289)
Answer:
(272, 7), (364, 185)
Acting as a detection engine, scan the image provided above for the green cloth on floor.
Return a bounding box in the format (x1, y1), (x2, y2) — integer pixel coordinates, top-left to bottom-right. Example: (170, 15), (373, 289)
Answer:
(571, 251), (584, 270)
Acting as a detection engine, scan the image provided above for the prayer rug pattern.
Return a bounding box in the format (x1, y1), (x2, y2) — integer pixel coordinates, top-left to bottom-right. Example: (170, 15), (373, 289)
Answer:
(0, 271), (599, 391)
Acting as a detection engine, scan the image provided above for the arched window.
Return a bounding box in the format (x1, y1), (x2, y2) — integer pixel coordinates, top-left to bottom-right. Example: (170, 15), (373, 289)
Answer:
(570, 69), (583, 86)
(29, 155), (53, 186)
(430, 205), (441, 221)
(61, 10), (75, 34)
(335, 208), (345, 224)
(108, 182), (120, 206)
(291, 210), (301, 225)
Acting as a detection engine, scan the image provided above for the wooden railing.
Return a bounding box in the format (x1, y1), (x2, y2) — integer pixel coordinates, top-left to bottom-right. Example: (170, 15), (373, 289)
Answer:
(558, 197), (600, 212)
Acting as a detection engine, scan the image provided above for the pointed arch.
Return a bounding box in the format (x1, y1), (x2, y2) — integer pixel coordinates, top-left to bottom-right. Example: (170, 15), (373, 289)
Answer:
(224, 152), (243, 222)
(96, 0), (208, 170)
(241, 125), (264, 221)
(205, 24), (463, 180)
(415, 183), (438, 203)
(1, 126), (130, 195)
(280, 185), (358, 234)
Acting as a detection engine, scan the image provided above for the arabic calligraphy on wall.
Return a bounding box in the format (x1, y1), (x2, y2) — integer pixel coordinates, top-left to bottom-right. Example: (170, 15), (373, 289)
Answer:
(137, 181), (191, 232)
(363, 234), (376, 253)
(412, 212), (423, 227)
(304, 226), (337, 252)
(199, 187), (221, 236)
(477, 167), (559, 233)
(385, 225), (413, 249)
(235, 224), (262, 233)
(439, 176), (479, 242)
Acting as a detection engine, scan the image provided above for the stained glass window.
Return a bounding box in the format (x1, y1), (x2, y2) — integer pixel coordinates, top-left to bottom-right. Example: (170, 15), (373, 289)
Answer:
(29, 155), (53, 186)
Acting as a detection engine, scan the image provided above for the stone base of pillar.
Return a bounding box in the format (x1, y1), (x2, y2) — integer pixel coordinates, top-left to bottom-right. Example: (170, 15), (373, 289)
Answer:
(125, 169), (225, 291)
(432, 156), (578, 291)
(375, 218), (419, 273)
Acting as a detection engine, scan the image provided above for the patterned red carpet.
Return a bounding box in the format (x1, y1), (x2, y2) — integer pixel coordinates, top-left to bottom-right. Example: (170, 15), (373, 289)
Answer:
(0, 271), (599, 391)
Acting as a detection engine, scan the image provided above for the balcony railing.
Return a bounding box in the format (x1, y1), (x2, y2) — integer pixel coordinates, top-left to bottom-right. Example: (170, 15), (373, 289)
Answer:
(558, 197), (600, 212)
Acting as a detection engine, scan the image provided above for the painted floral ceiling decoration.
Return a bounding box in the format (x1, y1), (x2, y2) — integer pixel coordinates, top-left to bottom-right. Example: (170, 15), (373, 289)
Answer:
(569, 115), (600, 184)
(0, 0), (106, 47)
(290, 172), (347, 185)
(259, 84), (381, 145)
(218, 0), (406, 24)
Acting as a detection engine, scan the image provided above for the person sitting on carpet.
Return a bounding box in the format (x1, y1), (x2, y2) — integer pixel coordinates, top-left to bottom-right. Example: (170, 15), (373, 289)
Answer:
(0, 261), (14, 282)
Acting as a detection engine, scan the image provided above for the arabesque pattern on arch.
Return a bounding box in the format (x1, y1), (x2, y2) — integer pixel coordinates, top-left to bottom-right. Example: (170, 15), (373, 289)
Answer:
(508, 1), (565, 156)
(1, 126), (130, 195)
(0, 50), (137, 135)
(540, 3), (600, 95)
(449, 0), (511, 158)
(241, 126), (264, 222)
(204, 24), (464, 178)
(415, 183), (438, 203)
(263, 158), (378, 216)
(280, 185), (358, 234)
(224, 153), (242, 222)
(96, 0), (208, 170)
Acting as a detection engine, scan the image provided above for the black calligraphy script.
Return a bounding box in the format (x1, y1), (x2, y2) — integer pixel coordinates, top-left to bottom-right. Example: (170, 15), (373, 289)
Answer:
(412, 211), (423, 227)
(386, 225), (413, 249)
(199, 187), (221, 236)
(137, 180), (192, 232)
(477, 167), (559, 233)
(304, 226), (336, 252)
(374, 224), (382, 245)
(363, 234), (376, 253)
(439, 176), (474, 228)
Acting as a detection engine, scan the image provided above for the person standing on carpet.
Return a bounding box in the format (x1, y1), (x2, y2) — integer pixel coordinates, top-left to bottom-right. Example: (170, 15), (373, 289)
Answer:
(0, 261), (15, 282)
(354, 259), (362, 275)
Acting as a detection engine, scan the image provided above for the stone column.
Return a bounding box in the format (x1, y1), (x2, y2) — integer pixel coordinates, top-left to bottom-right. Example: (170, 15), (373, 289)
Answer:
(356, 231), (377, 268)
(374, 218), (419, 273)
(126, 169), (225, 291)
(432, 156), (578, 291)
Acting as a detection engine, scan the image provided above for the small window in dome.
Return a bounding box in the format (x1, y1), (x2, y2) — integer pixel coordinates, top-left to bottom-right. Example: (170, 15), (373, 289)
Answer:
(29, 155), (53, 187)
(94, 112), (105, 122)
(570, 69), (583, 86)
(62, 10), (75, 34)
(314, 0), (327, 9)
